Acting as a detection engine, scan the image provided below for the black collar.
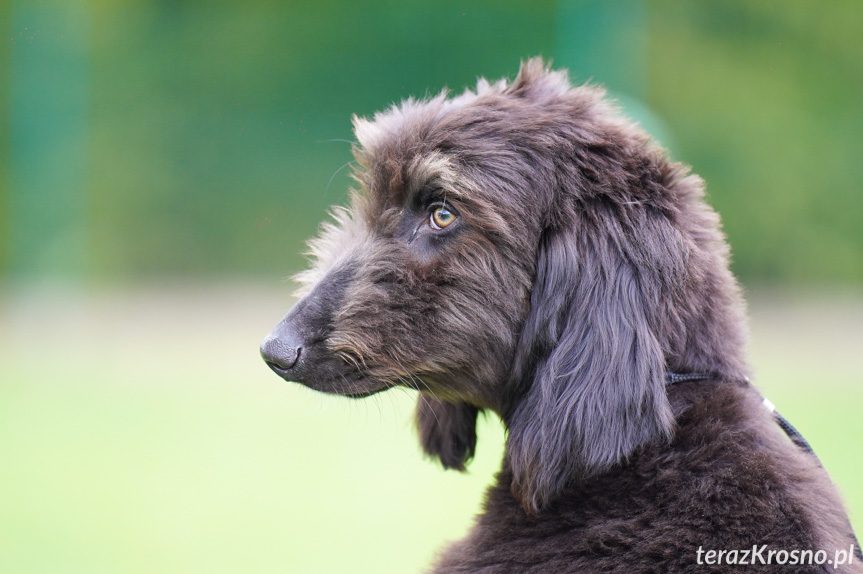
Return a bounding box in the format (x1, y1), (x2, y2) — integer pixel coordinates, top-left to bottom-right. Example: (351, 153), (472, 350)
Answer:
(665, 371), (712, 385)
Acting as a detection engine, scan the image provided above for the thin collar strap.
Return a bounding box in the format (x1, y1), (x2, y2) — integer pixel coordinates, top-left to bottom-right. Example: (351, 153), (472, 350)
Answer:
(665, 371), (713, 384)
(665, 371), (812, 454)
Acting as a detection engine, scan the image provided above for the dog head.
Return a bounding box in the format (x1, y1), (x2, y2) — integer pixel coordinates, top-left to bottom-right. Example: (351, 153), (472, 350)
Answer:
(262, 58), (747, 512)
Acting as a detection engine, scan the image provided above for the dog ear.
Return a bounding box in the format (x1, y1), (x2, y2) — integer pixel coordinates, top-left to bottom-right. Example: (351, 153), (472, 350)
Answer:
(506, 215), (674, 513)
(415, 395), (479, 471)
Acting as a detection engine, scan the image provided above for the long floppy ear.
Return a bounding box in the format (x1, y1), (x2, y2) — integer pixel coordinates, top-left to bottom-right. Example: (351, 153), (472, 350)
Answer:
(506, 213), (675, 513)
(415, 395), (479, 471)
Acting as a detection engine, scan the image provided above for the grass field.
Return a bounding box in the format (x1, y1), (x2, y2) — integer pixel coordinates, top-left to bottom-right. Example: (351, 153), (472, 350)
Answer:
(1, 284), (860, 573)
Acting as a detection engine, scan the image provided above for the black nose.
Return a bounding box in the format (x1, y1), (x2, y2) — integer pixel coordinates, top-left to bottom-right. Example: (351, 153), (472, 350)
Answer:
(262, 265), (356, 385)
(260, 335), (302, 373)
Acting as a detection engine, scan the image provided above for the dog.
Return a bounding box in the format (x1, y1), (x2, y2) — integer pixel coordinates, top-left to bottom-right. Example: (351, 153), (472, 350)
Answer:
(261, 59), (860, 573)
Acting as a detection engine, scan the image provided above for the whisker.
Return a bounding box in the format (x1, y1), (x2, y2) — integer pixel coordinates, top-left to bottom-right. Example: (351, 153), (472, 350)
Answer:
(391, 362), (444, 429)
(325, 160), (357, 195)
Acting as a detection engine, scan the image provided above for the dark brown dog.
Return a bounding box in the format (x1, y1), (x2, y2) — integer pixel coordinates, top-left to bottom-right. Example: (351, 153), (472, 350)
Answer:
(261, 59), (860, 573)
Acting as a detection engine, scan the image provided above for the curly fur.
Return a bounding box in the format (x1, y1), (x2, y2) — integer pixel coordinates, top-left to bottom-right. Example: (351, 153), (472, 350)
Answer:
(262, 58), (860, 573)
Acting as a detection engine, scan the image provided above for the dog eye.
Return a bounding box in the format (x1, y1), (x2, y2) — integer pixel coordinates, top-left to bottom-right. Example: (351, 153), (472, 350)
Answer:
(430, 206), (456, 229)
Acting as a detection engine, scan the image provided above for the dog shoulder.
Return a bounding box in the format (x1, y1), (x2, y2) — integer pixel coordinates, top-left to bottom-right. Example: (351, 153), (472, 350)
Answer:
(428, 381), (858, 573)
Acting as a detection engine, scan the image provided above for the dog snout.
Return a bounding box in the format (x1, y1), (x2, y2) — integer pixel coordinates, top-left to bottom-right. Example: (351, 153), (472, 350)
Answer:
(260, 299), (316, 382)
(261, 265), (356, 385)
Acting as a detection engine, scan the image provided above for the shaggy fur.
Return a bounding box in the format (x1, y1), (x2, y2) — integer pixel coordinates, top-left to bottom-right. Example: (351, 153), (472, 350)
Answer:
(261, 59), (860, 573)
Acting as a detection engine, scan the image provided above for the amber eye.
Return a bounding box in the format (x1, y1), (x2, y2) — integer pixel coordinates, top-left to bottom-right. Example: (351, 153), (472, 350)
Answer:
(430, 206), (456, 229)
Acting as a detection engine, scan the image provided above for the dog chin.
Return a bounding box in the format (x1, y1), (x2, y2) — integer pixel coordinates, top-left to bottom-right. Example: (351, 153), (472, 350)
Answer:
(305, 377), (391, 399)
(339, 386), (390, 399)
(270, 358), (390, 398)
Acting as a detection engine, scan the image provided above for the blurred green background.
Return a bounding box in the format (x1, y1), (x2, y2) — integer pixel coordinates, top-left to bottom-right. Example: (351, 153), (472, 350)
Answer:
(1, 1), (861, 572)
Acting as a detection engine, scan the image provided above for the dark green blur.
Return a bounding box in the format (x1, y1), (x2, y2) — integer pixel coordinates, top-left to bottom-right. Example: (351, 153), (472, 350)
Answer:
(2, 0), (862, 283)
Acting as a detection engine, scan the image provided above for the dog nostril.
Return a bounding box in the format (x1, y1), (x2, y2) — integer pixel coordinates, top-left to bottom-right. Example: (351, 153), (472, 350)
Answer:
(267, 347), (301, 371)
(260, 338), (302, 371)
